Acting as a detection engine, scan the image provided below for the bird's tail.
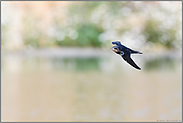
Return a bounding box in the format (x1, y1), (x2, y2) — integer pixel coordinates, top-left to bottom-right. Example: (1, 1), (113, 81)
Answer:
(131, 50), (143, 54)
(137, 51), (143, 54)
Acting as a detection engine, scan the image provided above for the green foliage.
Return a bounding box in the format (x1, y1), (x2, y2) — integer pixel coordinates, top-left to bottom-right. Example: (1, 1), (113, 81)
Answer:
(76, 24), (103, 47)
(144, 16), (179, 49)
(59, 1), (181, 49)
(2, 2), (181, 49)
(56, 23), (103, 47)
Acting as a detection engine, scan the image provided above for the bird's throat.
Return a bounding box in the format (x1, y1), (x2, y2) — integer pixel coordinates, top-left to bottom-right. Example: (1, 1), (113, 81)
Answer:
(112, 48), (118, 52)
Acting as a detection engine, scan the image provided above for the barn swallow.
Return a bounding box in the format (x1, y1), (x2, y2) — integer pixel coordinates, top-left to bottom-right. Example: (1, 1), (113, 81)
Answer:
(112, 41), (142, 70)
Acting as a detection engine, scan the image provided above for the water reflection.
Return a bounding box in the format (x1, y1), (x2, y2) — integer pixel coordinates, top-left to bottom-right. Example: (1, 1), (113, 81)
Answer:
(2, 54), (181, 72)
(144, 57), (181, 71)
(51, 58), (100, 71)
(1, 52), (182, 122)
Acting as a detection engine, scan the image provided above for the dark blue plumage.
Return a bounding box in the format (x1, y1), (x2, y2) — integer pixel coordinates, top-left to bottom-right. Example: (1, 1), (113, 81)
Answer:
(112, 41), (142, 70)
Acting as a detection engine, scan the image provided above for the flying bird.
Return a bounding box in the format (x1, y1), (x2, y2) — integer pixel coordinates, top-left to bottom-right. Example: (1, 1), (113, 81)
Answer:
(112, 41), (142, 70)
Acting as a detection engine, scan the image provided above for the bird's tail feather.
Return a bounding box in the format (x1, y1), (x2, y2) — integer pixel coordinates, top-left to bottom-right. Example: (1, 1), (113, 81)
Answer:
(131, 50), (143, 54)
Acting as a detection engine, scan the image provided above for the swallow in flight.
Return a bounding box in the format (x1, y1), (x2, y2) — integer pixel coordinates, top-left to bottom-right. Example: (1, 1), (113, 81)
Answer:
(112, 41), (142, 70)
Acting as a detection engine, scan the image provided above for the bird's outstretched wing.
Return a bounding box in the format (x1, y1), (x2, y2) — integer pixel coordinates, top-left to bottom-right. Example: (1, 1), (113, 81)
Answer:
(121, 52), (141, 70)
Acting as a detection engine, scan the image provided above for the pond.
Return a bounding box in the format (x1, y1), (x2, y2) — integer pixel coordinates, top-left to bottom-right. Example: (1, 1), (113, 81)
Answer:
(1, 48), (182, 122)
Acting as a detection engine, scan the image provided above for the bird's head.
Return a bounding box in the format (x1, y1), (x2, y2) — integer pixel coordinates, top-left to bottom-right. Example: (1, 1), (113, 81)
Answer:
(112, 46), (120, 53)
(112, 41), (121, 46)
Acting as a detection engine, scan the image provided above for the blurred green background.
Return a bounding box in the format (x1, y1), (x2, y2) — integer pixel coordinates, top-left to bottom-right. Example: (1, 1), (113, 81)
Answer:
(1, 1), (182, 122)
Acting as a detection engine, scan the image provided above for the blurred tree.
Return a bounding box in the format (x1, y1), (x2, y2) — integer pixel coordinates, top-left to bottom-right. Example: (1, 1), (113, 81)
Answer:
(1, 1), (182, 50)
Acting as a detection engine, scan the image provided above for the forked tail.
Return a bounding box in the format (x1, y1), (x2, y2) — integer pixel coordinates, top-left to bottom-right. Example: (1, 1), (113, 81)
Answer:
(130, 50), (143, 54)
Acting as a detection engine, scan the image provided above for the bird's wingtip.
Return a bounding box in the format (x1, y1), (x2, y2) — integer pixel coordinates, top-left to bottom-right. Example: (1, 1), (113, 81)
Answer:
(136, 67), (141, 70)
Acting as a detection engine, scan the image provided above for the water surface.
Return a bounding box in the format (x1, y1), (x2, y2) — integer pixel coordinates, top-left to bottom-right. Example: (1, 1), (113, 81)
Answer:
(2, 49), (182, 122)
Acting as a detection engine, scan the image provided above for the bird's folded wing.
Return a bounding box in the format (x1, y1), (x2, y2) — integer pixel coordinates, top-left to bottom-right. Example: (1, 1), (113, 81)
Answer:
(122, 54), (141, 70)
